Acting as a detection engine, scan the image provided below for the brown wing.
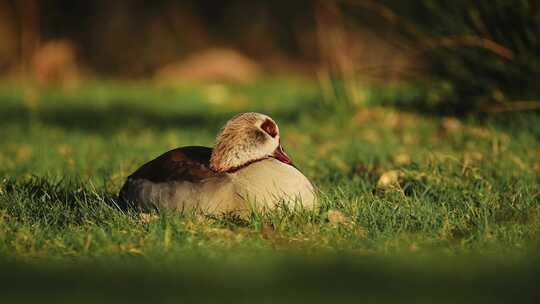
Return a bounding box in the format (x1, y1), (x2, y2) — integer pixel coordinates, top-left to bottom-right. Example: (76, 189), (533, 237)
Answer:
(128, 146), (216, 183)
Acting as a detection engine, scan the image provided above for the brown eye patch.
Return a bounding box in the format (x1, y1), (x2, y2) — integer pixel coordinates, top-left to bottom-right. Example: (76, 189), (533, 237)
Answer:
(253, 130), (266, 144)
(261, 119), (277, 138)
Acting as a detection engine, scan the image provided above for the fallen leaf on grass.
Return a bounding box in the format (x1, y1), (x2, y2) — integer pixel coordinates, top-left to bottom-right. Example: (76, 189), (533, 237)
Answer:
(15, 145), (33, 162)
(409, 243), (419, 253)
(327, 209), (348, 224)
(462, 151), (484, 173)
(469, 127), (491, 139)
(127, 248), (144, 255)
(377, 170), (402, 189)
(139, 213), (159, 224)
(440, 117), (462, 134)
(117, 244), (145, 256)
(56, 144), (72, 157)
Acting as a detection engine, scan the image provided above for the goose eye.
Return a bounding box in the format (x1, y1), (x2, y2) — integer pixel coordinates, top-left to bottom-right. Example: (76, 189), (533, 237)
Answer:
(261, 119), (277, 138)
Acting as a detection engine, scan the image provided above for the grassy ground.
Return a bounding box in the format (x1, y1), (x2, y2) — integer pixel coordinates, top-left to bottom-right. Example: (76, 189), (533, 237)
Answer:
(0, 79), (539, 303)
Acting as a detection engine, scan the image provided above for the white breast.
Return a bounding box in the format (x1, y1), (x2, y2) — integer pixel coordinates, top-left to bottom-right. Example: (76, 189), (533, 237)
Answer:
(230, 158), (316, 211)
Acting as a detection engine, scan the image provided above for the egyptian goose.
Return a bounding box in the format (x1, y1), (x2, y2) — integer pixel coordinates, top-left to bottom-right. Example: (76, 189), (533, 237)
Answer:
(118, 112), (316, 216)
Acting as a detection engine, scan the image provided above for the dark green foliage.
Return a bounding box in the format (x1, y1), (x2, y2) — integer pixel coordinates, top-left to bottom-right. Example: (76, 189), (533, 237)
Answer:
(386, 0), (540, 113)
(343, 1), (540, 114)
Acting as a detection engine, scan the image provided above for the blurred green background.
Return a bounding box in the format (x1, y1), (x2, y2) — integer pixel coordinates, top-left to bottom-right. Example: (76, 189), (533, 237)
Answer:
(0, 1), (539, 303)
(2, 0), (540, 112)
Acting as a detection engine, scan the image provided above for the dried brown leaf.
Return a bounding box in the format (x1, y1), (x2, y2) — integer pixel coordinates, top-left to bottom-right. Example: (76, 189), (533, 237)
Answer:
(327, 209), (349, 224)
(469, 127), (491, 139)
(440, 117), (462, 135)
(377, 170), (401, 189)
(139, 213), (159, 224)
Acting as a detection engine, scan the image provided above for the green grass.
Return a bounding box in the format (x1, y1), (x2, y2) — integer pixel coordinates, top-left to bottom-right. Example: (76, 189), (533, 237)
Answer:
(0, 80), (539, 302)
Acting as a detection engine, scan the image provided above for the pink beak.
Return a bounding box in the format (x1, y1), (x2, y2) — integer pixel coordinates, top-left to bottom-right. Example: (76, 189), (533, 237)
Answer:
(273, 144), (293, 165)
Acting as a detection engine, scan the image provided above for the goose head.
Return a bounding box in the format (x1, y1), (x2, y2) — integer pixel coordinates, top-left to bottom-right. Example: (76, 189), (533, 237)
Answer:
(210, 112), (292, 173)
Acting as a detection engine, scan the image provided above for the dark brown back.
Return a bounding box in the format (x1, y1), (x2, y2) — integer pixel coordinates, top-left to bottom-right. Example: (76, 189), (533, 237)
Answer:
(128, 146), (216, 183)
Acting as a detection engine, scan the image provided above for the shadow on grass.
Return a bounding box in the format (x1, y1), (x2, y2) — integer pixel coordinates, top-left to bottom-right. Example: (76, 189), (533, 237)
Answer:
(0, 98), (320, 135)
(1, 177), (259, 230)
(0, 177), (124, 227)
(0, 253), (539, 304)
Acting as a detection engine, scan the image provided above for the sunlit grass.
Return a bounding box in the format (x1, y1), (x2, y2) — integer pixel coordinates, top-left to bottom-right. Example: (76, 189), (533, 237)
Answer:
(0, 80), (539, 302)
